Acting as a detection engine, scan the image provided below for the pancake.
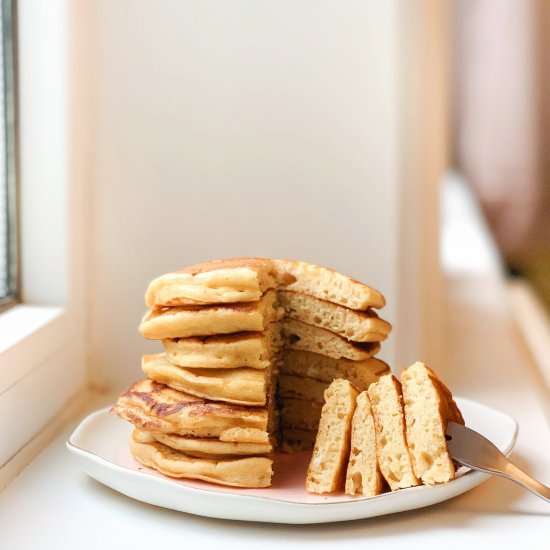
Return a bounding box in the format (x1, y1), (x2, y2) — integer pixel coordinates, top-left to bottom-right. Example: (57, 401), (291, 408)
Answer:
(281, 349), (389, 389)
(306, 379), (358, 494)
(145, 257), (276, 307)
(142, 353), (269, 406)
(111, 379), (269, 440)
(162, 326), (282, 369)
(345, 391), (386, 496)
(273, 259), (385, 310)
(140, 289), (282, 340)
(280, 428), (317, 453)
(280, 318), (380, 361)
(368, 374), (420, 491)
(148, 431), (271, 458)
(401, 362), (465, 485)
(130, 429), (273, 488)
(279, 397), (323, 431)
(278, 291), (391, 342)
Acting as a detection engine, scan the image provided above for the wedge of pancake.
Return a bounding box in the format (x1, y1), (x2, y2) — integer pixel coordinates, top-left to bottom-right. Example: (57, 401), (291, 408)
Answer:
(140, 290), (282, 340)
(368, 374), (420, 491)
(345, 391), (386, 496)
(280, 318), (380, 361)
(306, 379), (359, 494)
(111, 379), (269, 440)
(273, 258), (385, 310)
(145, 257), (276, 307)
(163, 327), (282, 369)
(401, 362), (465, 485)
(280, 349), (389, 390)
(147, 431), (271, 458)
(278, 291), (391, 342)
(130, 429), (273, 488)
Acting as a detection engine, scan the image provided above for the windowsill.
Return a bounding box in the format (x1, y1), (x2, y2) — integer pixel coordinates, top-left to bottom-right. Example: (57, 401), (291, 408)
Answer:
(0, 304), (63, 354)
(1, 176), (549, 545)
(0, 304), (68, 396)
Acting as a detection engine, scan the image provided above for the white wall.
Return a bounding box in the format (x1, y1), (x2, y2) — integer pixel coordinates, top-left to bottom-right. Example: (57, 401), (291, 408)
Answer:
(83, 1), (440, 390)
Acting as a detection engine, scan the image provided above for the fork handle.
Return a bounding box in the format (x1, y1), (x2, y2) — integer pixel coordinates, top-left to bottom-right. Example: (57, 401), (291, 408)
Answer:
(499, 461), (550, 504)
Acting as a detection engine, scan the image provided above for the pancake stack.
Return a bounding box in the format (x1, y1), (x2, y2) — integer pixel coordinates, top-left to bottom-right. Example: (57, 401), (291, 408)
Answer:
(111, 258), (392, 488)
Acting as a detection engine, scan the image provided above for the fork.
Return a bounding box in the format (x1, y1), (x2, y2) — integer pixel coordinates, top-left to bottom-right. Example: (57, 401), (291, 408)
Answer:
(446, 421), (550, 503)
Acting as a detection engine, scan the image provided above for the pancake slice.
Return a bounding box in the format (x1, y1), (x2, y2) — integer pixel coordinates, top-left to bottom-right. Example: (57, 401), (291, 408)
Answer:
(142, 353), (269, 406)
(306, 379), (359, 494)
(130, 429), (273, 488)
(140, 289), (282, 340)
(111, 379), (269, 440)
(279, 291), (391, 342)
(163, 327), (282, 369)
(273, 258), (385, 310)
(401, 362), (465, 485)
(345, 391), (386, 496)
(281, 318), (380, 361)
(368, 374), (420, 491)
(147, 431), (271, 458)
(145, 257), (276, 307)
(281, 349), (389, 390)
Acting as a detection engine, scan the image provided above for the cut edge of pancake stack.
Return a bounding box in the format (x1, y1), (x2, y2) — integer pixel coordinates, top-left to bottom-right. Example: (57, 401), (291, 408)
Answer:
(110, 257), (392, 488)
(305, 362), (465, 496)
(275, 259), (391, 452)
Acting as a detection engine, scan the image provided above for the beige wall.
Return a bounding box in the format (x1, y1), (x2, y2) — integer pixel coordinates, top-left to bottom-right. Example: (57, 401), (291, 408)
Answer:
(80, 1), (443, 389)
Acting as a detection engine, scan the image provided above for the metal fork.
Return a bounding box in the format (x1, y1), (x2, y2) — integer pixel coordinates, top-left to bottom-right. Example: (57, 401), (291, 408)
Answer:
(446, 421), (550, 503)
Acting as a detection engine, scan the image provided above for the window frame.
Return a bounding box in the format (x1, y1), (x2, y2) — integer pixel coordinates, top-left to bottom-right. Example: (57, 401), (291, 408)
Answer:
(0, 0), (90, 489)
(0, 0), (19, 312)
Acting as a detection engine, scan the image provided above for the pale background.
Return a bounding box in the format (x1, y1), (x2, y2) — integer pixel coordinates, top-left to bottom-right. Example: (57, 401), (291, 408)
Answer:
(83, 1), (432, 390)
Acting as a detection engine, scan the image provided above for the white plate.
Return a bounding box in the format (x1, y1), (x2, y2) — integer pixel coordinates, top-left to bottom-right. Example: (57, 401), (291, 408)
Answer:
(67, 397), (517, 524)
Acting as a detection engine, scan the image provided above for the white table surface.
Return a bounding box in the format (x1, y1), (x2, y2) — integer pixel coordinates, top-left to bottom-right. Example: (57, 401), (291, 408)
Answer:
(1, 178), (549, 548)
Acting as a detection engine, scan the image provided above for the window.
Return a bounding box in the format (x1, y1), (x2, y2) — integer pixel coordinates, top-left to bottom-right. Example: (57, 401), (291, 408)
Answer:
(0, 0), (18, 311)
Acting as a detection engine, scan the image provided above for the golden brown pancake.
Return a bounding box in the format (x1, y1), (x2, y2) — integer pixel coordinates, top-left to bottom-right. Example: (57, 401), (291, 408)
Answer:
(145, 257), (277, 307)
(111, 379), (269, 440)
(142, 353), (269, 406)
(147, 430), (272, 458)
(273, 258), (385, 310)
(162, 326), (282, 369)
(140, 290), (282, 340)
(278, 290), (391, 342)
(280, 318), (380, 361)
(130, 429), (273, 488)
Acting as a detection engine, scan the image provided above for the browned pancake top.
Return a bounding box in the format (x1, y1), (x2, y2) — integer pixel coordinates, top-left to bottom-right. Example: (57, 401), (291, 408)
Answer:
(119, 379), (266, 418)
